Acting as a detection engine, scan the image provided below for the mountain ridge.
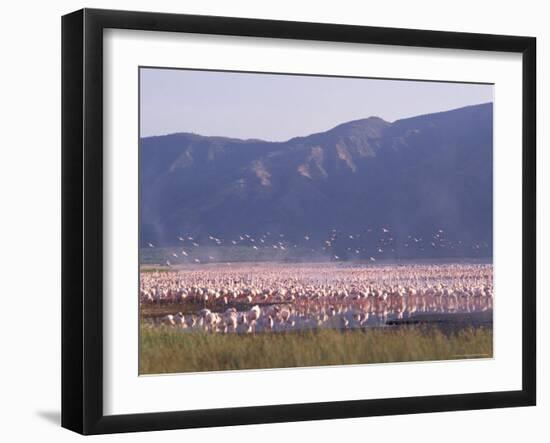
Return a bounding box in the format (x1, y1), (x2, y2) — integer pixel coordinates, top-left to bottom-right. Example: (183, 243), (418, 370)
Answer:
(141, 102), (492, 144)
(140, 102), (493, 260)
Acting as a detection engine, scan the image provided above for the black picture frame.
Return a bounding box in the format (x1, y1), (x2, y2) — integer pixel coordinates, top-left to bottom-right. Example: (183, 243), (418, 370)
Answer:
(61, 8), (536, 435)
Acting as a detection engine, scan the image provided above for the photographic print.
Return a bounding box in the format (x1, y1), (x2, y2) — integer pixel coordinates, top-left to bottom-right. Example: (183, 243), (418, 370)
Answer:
(138, 68), (494, 375)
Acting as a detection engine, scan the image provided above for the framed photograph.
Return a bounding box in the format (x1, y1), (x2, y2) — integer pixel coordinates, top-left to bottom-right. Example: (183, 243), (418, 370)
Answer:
(62, 8), (536, 435)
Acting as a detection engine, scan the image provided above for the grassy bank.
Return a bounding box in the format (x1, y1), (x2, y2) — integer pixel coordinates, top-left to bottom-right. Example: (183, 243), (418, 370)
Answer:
(139, 326), (492, 374)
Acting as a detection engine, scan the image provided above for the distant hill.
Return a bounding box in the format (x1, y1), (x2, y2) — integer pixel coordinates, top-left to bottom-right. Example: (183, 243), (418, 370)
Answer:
(140, 103), (493, 260)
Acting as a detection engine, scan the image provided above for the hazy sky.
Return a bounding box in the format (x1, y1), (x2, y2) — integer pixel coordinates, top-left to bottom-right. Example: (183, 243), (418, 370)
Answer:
(140, 67), (493, 142)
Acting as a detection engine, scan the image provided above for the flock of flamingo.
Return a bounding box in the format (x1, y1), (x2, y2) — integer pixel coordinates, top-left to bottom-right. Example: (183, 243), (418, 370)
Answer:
(144, 227), (490, 265)
(140, 263), (493, 333)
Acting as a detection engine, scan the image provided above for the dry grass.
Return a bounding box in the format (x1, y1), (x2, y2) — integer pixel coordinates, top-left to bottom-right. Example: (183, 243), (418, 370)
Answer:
(139, 325), (492, 374)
